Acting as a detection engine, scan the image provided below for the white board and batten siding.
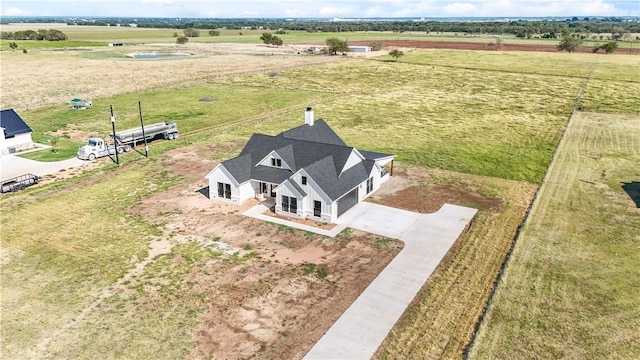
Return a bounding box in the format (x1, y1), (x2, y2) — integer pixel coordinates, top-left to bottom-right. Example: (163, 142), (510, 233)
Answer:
(206, 165), (245, 203)
(275, 182), (303, 219)
(297, 171), (333, 223)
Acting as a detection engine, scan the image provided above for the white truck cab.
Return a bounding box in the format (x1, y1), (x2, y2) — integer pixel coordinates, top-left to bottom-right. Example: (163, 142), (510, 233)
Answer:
(77, 137), (117, 160)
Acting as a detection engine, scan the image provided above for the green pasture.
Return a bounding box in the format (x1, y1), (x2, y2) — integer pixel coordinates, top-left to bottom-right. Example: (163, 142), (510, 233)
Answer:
(21, 84), (333, 161)
(215, 55), (588, 183)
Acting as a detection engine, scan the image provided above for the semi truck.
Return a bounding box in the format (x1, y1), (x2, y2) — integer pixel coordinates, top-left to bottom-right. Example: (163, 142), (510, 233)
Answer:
(77, 121), (179, 160)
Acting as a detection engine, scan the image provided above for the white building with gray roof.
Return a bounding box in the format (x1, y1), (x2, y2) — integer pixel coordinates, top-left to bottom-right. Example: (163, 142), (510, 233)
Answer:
(205, 107), (395, 223)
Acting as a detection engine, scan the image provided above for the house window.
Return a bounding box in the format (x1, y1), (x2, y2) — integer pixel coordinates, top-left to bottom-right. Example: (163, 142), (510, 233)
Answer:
(271, 158), (282, 167)
(301, 176), (307, 185)
(366, 177), (374, 194)
(314, 200), (322, 217)
(281, 195), (297, 213)
(218, 182), (231, 199)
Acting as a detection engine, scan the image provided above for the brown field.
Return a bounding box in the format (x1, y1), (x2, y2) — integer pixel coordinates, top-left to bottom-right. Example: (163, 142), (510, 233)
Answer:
(350, 39), (640, 54)
(0, 43), (346, 111)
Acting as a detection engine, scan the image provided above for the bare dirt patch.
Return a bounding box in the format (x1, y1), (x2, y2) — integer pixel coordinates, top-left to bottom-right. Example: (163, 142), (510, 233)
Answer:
(124, 146), (404, 359)
(369, 166), (505, 214)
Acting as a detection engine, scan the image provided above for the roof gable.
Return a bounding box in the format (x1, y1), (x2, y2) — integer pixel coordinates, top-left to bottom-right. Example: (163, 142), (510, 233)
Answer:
(221, 153), (252, 184)
(0, 109), (32, 137)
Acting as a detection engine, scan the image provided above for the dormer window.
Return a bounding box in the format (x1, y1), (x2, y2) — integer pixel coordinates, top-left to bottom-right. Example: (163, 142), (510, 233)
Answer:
(271, 158), (282, 167)
(301, 176), (307, 185)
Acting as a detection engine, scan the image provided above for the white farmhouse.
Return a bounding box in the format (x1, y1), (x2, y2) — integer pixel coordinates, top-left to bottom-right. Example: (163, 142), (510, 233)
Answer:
(0, 109), (34, 155)
(205, 108), (395, 223)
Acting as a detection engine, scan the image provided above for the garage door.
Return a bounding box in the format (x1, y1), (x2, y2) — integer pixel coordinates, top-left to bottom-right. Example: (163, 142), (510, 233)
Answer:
(337, 188), (358, 217)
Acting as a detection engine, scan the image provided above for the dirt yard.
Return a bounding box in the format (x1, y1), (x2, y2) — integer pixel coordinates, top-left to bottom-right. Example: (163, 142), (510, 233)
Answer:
(111, 146), (496, 359)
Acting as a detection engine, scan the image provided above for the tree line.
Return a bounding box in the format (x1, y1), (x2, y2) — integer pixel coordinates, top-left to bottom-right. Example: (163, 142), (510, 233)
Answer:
(59, 17), (639, 39)
(1, 29), (68, 41)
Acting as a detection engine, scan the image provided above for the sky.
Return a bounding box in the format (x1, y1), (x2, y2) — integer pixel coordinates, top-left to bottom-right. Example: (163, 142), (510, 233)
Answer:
(1, 0), (638, 19)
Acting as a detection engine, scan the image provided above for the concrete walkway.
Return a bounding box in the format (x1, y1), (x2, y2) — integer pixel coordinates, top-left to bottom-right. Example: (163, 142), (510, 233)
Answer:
(242, 201), (348, 237)
(243, 201), (477, 359)
(0, 154), (88, 182)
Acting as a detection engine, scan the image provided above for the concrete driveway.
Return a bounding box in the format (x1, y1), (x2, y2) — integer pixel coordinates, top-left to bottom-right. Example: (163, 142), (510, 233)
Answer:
(304, 202), (477, 360)
(0, 154), (88, 182)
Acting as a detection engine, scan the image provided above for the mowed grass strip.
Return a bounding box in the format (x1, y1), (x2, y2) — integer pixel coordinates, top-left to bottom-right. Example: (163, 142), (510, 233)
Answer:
(469, 112), (640, 358)
(374, 169), (537, 360)
(0, 163), (174, 358)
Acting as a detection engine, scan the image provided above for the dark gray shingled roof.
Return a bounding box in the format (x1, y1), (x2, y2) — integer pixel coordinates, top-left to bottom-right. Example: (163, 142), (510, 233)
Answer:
(221, 121), (391, 201)
(0, 109), (32, 137)
(359, 149), (395, 161)
(281, 119), (346, 146)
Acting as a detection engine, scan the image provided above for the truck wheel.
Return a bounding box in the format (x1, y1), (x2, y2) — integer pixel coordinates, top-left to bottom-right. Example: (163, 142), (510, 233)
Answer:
(117, 147), (124, 154)
(167, 133), (174, 140)
(124, 145), (131, 152)
(88, 153), (96, 161)
(173, 133), (179, 139)
(18, 184), (26, 191)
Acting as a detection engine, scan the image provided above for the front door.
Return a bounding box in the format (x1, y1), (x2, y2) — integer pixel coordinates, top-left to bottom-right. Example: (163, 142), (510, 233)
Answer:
(270, 184), (276, 197)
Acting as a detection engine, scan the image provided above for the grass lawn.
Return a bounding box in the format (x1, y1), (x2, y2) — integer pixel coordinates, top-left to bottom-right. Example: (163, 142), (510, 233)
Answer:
(219, 53), (591, 182)
(0, 164), (172, 358)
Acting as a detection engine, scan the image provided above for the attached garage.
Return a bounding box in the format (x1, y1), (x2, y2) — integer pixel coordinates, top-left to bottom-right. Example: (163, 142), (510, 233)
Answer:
(337, 187), (358, 217)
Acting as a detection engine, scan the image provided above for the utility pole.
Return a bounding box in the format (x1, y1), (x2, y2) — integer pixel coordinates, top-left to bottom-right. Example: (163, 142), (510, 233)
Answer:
(138, 101), (149, 157)
(110, 105), (119, 165)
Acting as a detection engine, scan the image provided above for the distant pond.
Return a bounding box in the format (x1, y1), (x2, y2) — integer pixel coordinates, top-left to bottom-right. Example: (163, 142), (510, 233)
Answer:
(129, 53), (191, 59)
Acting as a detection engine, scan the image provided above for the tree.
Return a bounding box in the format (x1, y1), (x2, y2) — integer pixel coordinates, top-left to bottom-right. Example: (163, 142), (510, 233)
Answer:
(183, 28), (200, 37)
(260, 32), (274, 45)
(593, 41), (619, 54)
(209, 30), (220, 36)
(388, 49), (404, 61)
(260, 32), (283, 47)
(176, 36), (189, 44)
(9, 42), (18, 52)
(270, 35), (283, 47)
(557, 35), (583, 52)
(325, 37), (349, 55)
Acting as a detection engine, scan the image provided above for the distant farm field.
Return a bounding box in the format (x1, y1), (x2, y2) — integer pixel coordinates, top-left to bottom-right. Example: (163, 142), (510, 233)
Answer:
(1, 27), (639, 359)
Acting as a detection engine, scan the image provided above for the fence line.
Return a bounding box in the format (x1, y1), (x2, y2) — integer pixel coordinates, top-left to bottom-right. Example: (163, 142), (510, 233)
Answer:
(462, 55), (600, 359)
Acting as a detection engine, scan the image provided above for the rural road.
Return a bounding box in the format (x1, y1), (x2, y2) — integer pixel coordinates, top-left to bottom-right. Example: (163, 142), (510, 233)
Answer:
(0, 154), (88, 182)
